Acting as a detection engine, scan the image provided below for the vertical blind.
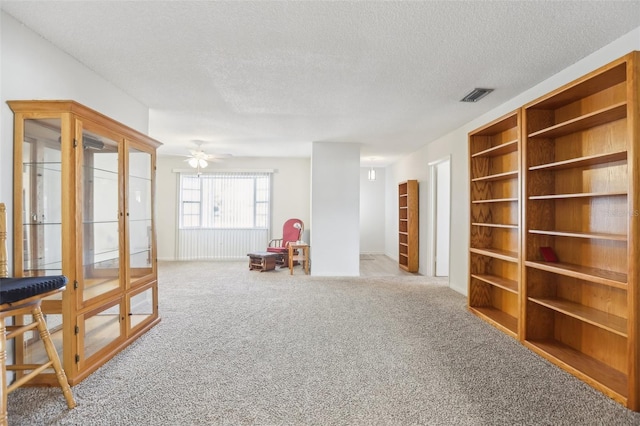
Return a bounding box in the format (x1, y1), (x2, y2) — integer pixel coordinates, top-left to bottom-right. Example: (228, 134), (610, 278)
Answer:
(177, 171), (271, 259)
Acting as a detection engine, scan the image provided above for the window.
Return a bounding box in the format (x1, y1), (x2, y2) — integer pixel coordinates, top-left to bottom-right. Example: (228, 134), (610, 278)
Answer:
(179, 172), (270, 229)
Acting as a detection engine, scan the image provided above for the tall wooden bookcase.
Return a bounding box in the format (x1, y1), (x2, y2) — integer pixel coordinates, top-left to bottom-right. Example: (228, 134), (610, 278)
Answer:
(398, 180), (419, 272)
(468, 111), (521, 338)
(522, 52), (639, 409)
(469, 51), (640, 410)
(9, 100), (161, 385)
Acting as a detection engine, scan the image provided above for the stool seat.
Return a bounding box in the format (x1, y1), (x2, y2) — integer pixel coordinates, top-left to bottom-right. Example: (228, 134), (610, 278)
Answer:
(0, 276), (67, 305)
(0, 278), (76, 425)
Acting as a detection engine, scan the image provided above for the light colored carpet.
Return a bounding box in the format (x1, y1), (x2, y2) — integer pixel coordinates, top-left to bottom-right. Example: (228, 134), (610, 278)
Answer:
(7, 260), (640, 425)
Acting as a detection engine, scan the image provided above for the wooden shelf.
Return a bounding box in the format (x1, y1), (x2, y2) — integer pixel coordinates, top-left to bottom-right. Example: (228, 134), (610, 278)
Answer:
(528, 229), (627, 241)
(469, 110), (521, 346)
(83, 278), (121, 301)
(528, 102), (627, 139)
(525, 340), (628, 402)
(529, 191), (627, 200)
(472, 222), (518, 229)
(471, 274), (518, 294)
(529, 297), (627, 337)
(471, 170), (518, 182)
(472, 197), (518, 204)
(532, 63), (626, 109)
(469, 307), (518, 336)
(529, 151), (627, 172)
(470, 247), (518, 263)
(525, 260), (627, 289)
(471, 139), (518, 158)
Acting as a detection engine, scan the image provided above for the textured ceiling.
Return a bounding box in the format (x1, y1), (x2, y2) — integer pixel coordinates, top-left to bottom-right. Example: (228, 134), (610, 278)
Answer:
(3, 1), (640, 165)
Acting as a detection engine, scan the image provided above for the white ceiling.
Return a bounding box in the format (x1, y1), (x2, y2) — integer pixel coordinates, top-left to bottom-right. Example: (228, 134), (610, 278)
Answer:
(3, 1), (640, 165)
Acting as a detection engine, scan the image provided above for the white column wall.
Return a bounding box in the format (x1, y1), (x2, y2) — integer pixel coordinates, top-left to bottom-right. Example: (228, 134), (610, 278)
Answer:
(311, 142), (360, 276)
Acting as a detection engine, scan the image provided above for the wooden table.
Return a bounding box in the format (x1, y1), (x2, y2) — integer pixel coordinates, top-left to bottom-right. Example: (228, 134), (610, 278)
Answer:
(288, 243), (310, 275)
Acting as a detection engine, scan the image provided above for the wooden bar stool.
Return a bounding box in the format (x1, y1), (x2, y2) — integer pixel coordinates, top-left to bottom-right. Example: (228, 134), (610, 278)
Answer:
(0, 204), (76, 425)
(1, 278), (77, 425)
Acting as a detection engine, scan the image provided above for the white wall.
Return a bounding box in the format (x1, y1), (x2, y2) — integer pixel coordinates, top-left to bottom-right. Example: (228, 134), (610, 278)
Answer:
(386, 26), (640, 296)
(360, 167), (385, 254)
(155, 155), (310, 260)
(0, 12), (149, 273)
(311, 142), (360, 276)
(385, 144), (450, 275)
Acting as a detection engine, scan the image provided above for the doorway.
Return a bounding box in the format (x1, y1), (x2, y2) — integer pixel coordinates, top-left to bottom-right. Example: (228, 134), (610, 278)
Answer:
(429, 156), (451, 277)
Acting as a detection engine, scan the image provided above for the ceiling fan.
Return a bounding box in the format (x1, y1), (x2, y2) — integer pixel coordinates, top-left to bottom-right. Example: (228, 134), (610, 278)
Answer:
(185, 141), (231, 173)
(186, 149), (215, 169)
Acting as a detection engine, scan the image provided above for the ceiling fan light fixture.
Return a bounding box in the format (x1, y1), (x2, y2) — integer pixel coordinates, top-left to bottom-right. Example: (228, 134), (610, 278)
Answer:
(188, 157), (199, 168)
(460, 88), (494, 103)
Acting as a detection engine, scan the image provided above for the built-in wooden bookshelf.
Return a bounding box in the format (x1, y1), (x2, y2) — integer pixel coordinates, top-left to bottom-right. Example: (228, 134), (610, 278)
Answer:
(468, 52), (640, 411)
(521, 51), (640, 410)
(468, 110), (521, 338)
(398, 180), (418, 272)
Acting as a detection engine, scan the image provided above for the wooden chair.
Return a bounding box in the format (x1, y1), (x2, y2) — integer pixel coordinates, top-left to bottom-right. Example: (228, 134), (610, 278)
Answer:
(0, 203), (76, 425)
(267, 218), (303, 266)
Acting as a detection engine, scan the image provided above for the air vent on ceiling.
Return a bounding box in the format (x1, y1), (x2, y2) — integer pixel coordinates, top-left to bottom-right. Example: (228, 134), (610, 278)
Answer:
(460, 88), (494, 103)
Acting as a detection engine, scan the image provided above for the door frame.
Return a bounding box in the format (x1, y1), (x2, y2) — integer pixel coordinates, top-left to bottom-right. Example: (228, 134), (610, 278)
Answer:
(427, 155), (452, 278)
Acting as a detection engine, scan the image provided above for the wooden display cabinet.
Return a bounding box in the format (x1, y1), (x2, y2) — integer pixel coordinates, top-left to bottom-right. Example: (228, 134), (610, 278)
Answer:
(8, 100), (161, 385)
(522, 51), (639, 410)
(398, 180), (418, 272)
(468, 110), (521, 338)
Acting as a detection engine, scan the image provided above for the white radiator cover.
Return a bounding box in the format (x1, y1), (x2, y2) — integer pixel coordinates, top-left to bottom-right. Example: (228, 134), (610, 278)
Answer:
(177, 229), (269, 260)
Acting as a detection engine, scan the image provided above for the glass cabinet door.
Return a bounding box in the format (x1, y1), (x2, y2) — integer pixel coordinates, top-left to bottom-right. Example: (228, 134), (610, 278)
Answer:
(20, 118), (65, 365)
(81, 127), (122, 303)
(80, 299), (124, 363)
(128, 145), (154, 284)
(128, 286), (156, 332)
(21, 118), (63, 277)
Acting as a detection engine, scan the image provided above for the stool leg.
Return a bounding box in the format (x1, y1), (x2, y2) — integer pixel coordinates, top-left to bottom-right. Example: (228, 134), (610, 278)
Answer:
(33, 308), (76, 409)
(1, 316), (7, 426)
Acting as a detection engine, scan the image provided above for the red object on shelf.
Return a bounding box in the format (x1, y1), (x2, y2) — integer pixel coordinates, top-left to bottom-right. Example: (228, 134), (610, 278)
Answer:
(539, 246), (559, 262)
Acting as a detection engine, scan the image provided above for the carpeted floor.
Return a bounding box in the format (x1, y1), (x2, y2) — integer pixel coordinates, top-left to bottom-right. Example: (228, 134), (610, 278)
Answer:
(7, 260), (640, 425)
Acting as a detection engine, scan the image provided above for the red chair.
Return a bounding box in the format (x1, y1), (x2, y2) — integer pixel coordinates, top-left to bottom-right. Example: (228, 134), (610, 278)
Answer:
(267, 219), (303, 266)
